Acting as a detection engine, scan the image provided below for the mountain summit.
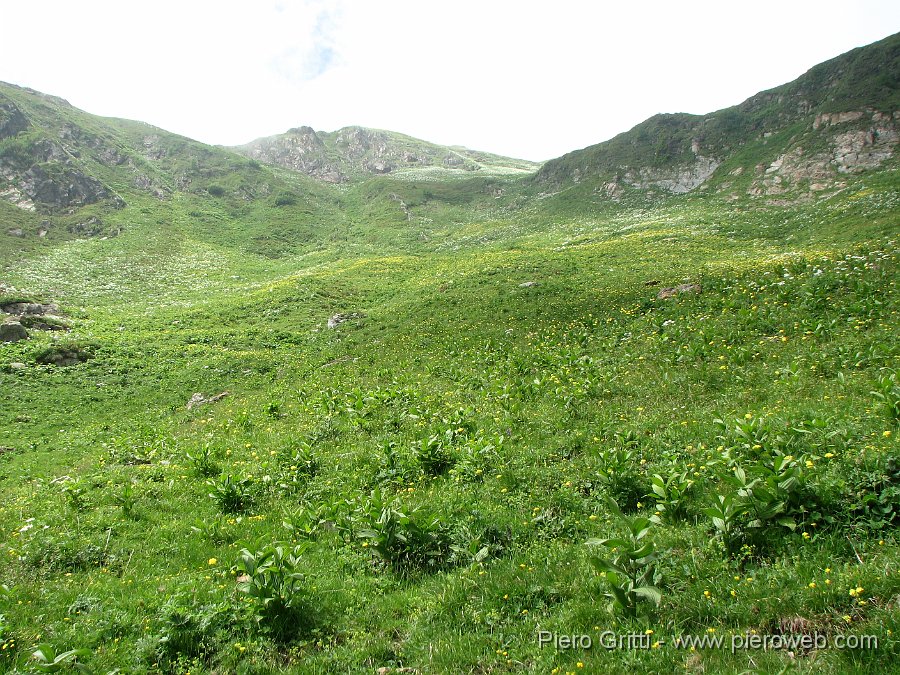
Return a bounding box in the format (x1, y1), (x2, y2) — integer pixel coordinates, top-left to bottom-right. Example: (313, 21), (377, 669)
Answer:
(232, 125), (539, 183)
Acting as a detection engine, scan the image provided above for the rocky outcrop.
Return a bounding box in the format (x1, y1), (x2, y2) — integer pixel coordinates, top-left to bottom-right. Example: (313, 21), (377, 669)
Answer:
(747, 110), (899, 196)
(0, 321), (27, 342)
(35, 343), (93, 366)
(68, 216), (119, 238)
(0, 134), (121, 211)
(1, 301), (62, 316)
(832, 121), (898, 173)
(625, 155), (720, 194)
(21, 164), (112, 208)
(0, 88), (133, 212)
(536, 33), (900, 198)
(132, 173), (168, 199)
(0, 101), (28, 139)
(0, 184), (35, 211)
(1, 301), (69, 334)
(238, 126), (347, 183)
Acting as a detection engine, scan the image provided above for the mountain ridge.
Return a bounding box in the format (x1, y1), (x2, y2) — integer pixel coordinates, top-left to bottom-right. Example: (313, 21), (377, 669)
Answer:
(536, 31), (900, 201)
(232, 124), (540, 183)
(1, 31), (898, 233)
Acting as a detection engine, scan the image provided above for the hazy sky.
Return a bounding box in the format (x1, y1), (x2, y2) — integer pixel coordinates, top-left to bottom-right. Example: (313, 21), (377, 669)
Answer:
(3, 1), (899, 160)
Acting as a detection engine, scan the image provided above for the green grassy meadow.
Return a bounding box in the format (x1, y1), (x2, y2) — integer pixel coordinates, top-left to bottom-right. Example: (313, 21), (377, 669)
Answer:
(1, 158), (898, 675)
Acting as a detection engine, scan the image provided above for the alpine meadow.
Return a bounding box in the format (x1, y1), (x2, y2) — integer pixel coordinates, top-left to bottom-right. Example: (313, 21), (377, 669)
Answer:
(1, 30), (900, 675)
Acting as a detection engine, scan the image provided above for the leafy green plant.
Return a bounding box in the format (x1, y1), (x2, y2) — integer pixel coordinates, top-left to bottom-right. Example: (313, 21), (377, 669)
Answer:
(586, 497), (663, 617)
(871, 371), (900, 421)
(593, 446), (648, 511)
(703, 493), (748, 556)
(275, 442), (318, 493)
(413, 433), (454, 476)
(207, 474), (252, 514)
(282, 499), (348, 540)
(61, 480), (89, 512)
(0, 609), (15, 665)
(450, 433), (501, 482)
(274, 191), (297, 207)
(447, 520), (508, 567)
(729, 455), (806, 530)
(112, 480), (137, 518)
(189, 516), (235, 545)
(151, 594), (230, 667)
(374, 440), (416, 485)
(236, 541), (310, 639)
(31, 644), (92, 672)
(648, 470), (694, 523)
(186, 444), (220, 478)
(715, 415), (774, 456)
(356, 490), (450, 572)
(728, 464), (786, 528)
(847, 454), (900, 531)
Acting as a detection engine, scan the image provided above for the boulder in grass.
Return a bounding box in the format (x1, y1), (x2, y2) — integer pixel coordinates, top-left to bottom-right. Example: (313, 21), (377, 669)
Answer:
(327, 312), (365, 329)
(187, 391), (230, 410)
(0, 321), (27, 342)
(35, 342), (94, 366)
(657, 283), (701, 300)
(1, 302), (62, 316)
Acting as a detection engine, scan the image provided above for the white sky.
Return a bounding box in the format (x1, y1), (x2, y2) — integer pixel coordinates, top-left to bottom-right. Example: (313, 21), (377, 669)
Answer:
(2, 1), (899, 161)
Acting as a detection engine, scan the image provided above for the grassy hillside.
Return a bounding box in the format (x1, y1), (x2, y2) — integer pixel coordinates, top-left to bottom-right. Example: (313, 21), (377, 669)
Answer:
(2, 170), (899, 673)
(0, 36), (899, 675)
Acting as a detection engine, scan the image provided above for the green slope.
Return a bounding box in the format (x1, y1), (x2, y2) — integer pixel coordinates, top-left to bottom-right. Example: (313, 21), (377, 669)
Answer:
(0, 33), (899, 675)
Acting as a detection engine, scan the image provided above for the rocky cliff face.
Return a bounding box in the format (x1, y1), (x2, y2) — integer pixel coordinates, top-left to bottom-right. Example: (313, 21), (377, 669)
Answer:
(744, 110), (900, 198)
(239, 126), (346, 182)
(0, 89), (125, 213)
(0, 101), (29, 139)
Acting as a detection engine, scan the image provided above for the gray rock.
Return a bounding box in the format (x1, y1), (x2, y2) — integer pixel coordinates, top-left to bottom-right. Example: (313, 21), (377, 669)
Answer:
(19, 162), (114, 209)
(0, 321), (28, 342)
(327, 312), (365, 329)
(68, 216), (105, 237)
(625, 155), (719, 194)
(186, 391), (230, 410)
(519, 281), (539, 288)
(657, 283), (701, 300)
(19, 315), (68, 331)
(36, 346), (90, 366)
(0, 101), (29, 139)
(8, 362), (26, 370)
(1, 302), (61, 316)
(7, 228), (23, 237)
